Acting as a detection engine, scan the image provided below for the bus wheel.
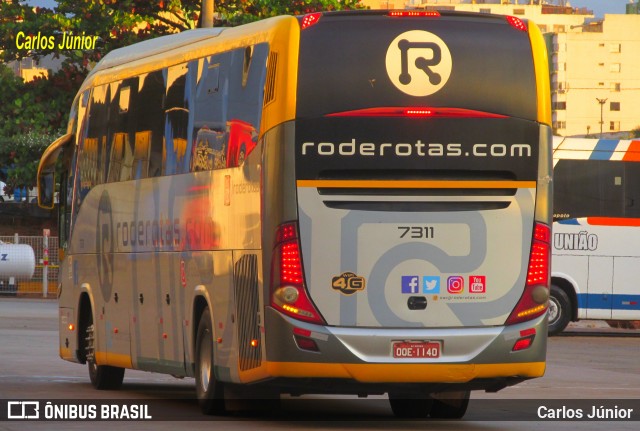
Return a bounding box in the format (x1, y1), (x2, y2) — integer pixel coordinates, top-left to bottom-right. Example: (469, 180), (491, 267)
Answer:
(429, 390), (470, 419)
(548, 285), (571, 336)
(388, 393), (433, 418)
(85, 319), (125, 390)
(195, 308), (226, 415)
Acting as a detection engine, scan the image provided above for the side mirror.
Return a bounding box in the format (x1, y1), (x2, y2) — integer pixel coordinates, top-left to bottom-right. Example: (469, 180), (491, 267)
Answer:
(37, 133), (72, 210)
(38, 171), (55, 209)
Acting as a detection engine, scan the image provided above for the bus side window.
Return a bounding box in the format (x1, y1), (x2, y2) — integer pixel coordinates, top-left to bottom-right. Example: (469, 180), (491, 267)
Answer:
(164, 65), (190, 175)
(193, 53), (229, 171)
(554, 159), (625, 219)
(134, 72), (164, 178)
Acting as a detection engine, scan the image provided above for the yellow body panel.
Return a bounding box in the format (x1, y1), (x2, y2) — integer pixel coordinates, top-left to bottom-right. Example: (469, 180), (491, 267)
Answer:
(528, 21), (551, 126)
(266, 361), (546, 383)
(95, 351), (133, 369)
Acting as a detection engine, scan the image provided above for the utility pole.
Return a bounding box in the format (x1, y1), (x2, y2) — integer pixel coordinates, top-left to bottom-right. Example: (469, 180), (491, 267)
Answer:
(201, 0), (214, 28)
(596, 98), (607, 138)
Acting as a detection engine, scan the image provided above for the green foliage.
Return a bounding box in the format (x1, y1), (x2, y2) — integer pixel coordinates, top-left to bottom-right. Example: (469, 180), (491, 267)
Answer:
(223, 0), (365, 25)
(0, 129), (62, 196)
(0, 63), (78, 137)
(0, 0), (365, 192)
(632, 126), (640, 139)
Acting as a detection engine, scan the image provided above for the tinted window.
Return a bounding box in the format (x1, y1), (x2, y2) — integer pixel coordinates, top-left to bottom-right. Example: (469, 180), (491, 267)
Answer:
(297, 13), (537, 120)
(554, 159), (640, 219)
(193, 43), (268, 170)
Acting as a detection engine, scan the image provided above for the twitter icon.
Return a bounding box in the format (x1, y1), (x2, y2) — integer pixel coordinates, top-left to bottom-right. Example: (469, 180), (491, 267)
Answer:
(423, 276), (440, 294)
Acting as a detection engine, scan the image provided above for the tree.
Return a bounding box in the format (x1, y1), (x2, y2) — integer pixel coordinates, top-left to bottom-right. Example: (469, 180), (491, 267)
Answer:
(0, 0), (365, 195)
(1, 1), (365, 65)
(0, 129), (60, 201)
(224, 0), (364, 25)
(0, 0), (205, 67)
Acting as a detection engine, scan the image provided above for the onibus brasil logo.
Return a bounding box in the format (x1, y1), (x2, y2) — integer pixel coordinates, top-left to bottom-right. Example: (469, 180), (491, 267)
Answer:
(385, 30), (452, 97)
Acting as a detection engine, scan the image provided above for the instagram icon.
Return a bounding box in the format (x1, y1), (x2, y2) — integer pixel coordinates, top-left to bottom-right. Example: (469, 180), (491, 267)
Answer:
(447, 276), (464, 294)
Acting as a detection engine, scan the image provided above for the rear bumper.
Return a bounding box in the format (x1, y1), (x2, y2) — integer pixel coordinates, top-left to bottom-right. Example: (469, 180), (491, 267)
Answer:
(264, 307), (547, 385)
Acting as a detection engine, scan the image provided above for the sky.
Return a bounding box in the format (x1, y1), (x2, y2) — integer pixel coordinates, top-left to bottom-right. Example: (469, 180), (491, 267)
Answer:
(23, 0), (637, 18)
(567, 0), (633, 18)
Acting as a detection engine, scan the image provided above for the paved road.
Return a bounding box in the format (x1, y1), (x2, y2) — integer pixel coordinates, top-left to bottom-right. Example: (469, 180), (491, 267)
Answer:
(0, 298), (638, 430)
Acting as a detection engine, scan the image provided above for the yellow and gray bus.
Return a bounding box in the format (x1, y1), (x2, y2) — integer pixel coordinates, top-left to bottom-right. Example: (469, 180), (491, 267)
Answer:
(38, 10), (552, 419)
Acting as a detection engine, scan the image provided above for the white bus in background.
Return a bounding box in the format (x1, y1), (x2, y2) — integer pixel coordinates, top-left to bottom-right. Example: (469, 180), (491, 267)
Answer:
(550, 136), (640, 335)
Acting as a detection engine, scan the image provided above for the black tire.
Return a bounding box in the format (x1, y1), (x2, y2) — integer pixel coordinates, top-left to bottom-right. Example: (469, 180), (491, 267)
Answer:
(84, 314), (125, 390)
(548, 284), (571, 336)
(388, 393), (433, 418)
(88, 357), (125, 390)
(195, 308), (226, 415)
(429, 390), (470, 419)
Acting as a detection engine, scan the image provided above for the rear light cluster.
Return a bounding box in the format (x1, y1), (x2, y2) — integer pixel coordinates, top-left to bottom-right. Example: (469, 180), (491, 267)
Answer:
(388, 11), (440, 18)
(301, 10), (442, 30)
(300, 12), (322, 29)
(270, 222), (325, 325)
(506, 16), (528, 32)
(506, 222), (551, 326)
(326, 107), (507, 119)
(512, 328), (537, 352)
(293, 327), (319, 352)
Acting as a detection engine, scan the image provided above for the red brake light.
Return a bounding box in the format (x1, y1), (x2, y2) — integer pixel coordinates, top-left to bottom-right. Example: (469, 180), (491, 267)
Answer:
(506, 223), (551, 325)
(389, 11), (440, 18)
(326, 107), (507, 119)
(513, 328), (537, 351)
(301, 12), (322, 30)
(506, 16), (528, 32)
(280, 242), (303, 285)
(271, 222), (325, 325)
(527, 224), (551, 286)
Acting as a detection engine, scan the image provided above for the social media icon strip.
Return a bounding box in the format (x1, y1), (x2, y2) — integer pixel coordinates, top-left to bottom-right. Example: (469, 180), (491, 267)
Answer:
(401, 276), (420, 294)
(469, 275), (486, 293)
(422, 276), (440, 294)
(447, 276), (464, 294)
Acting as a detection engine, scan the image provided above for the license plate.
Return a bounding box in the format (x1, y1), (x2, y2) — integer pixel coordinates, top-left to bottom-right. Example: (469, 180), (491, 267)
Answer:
(392, 341), (441, 359)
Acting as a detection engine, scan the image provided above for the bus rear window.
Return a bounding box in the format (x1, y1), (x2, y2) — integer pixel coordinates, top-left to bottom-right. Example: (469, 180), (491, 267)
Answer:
(296, 13), (537, 121)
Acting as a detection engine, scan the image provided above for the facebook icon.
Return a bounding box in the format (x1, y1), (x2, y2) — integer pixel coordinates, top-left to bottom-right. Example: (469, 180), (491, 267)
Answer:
(401, 276), (420, 294)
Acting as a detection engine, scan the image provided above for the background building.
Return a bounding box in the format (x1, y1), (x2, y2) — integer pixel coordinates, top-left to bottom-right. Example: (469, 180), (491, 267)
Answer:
(362, 0), (640, 137)
(551, 14), (640, 137)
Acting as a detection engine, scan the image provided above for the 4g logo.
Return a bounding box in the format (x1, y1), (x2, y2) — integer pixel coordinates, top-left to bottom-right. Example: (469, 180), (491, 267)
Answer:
(332, 272), (366, 295)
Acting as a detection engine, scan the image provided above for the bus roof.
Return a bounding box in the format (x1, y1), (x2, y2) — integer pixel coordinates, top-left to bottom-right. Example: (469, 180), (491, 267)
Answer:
(553, 137), (640, 161)
(93, 28), (225, 73)
(79, 15), (298, 95)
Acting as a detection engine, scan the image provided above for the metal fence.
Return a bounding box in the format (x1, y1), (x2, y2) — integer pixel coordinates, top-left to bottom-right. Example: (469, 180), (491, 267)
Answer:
(0, 235), (59, 297)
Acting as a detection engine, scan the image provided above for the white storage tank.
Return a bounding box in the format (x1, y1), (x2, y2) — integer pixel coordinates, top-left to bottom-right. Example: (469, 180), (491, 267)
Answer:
(0, 243), (36, 278)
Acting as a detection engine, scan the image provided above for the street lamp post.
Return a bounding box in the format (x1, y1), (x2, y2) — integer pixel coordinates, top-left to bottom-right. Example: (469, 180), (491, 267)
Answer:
(596, 98), (607, 138)
(201, 0), (214, 28)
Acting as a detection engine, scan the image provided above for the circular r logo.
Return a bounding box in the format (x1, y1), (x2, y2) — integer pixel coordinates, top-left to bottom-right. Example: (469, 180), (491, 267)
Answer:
(385, 30), (452, 97)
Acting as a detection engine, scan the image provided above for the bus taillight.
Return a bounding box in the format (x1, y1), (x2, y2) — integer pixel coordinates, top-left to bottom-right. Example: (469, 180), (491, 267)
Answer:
(388, 11), (440, 18)
(506, 223), (551, 325)
(506, 16), (528, 32)
(325, 107), (507, 119)
(271, 222), (326, 325)
(300, 13), (322, 30)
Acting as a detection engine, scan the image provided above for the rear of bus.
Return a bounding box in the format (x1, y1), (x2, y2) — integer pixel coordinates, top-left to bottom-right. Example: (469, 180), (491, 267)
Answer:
(263, 10), (552, 402)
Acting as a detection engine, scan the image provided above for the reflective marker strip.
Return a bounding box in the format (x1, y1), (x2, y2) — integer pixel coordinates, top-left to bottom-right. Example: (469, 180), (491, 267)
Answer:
(297, 180), (536, 189)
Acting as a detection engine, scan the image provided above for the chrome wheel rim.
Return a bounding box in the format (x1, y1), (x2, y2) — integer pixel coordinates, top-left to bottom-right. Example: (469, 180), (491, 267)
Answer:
(199, 330), (212, 393)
